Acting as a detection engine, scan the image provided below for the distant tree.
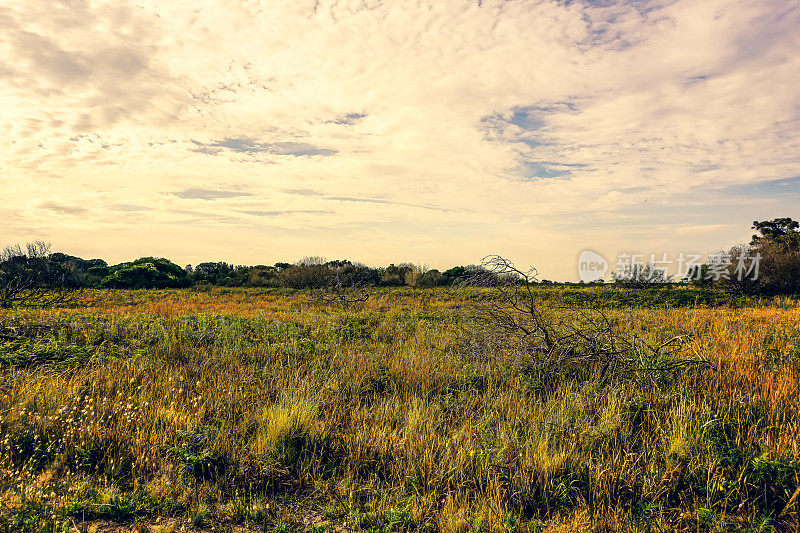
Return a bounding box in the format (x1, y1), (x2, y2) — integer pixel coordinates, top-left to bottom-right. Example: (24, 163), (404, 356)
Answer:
(404, 265), (428, 288)
(49, 253), (108, 287)
(612, 263), (671, 287)
(193, 262), (234, 284)
(399, 265), (445, 288)
(685, 264), (712, 286)
(710, 244), (762, 295)
(278, 258), (334, 289)
(0, 241), (82, 308)
(457, 259), (525, 287)
(693, 218), (800, 296)
(751, 218), (800, 249)
(743, 218), (800, 295)
(245, 266), (278, 287)
(326, 259), (352, 269)
(757, 244), (800, 295)
(297, 256), (327, 266)
(421, 269), (445, 287)
(380, 264), (411, 286)
(442, 266), (467, 284)
(101, 257), (190, 289)
(328, 261), (379, 287)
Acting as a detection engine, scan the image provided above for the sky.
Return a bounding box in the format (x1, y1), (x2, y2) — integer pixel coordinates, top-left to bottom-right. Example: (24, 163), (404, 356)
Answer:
(1, 0), (799, 280)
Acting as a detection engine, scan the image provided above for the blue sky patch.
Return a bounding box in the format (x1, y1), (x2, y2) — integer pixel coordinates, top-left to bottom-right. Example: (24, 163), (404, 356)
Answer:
(509, 107), (548, 131)
(721, 176), (800, 197)
(521, 162), (571, 179)
(331, 112), (367, 125)
(192, 138), (336, 157)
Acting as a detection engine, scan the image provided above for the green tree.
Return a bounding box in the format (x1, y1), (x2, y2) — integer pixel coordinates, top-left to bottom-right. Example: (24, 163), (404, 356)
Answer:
(0, 242), (82, 308)
(193, 262), (234, 285)
(722, 218), (800, 295)
(101, 257), (190, 289)
(751, 218), (800, 250)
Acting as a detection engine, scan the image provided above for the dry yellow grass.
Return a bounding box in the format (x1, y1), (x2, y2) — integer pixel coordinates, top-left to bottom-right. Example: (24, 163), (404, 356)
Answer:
(0, 288), (798, 532)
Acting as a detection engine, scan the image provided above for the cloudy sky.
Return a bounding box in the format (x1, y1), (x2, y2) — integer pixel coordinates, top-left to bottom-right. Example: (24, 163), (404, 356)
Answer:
(1, 0), (798, 279)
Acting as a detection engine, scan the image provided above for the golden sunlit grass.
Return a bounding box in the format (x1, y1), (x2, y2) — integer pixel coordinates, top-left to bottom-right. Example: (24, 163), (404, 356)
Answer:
(0, 288), (798, 532)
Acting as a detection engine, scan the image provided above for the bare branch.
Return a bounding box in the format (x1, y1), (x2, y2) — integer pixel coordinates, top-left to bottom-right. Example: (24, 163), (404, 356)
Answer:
(460, 255), (709, 388)
(0, 241), (82, 308)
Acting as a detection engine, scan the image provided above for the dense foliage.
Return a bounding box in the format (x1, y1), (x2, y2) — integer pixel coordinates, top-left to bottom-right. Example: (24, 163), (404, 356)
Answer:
(100, 257), (191, 289)
(709, 218), (800, 296)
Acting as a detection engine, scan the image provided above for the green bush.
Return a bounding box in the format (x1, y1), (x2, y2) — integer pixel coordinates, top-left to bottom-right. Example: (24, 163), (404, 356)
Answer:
(101, 257), (190, 289)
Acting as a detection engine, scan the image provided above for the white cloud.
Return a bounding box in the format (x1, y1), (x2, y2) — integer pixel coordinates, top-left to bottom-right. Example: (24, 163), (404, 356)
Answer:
(1, 0), (798, 278)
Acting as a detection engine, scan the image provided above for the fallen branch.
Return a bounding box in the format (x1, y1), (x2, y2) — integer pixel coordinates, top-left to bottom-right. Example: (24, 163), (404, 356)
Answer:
(464, 255), (710, 386)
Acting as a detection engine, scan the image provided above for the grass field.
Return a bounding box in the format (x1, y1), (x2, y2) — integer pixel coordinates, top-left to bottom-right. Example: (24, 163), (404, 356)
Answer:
(1, 287), (798, 532)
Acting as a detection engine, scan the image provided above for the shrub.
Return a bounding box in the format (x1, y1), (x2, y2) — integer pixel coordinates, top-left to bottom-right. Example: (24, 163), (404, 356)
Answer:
(101, 257), (190, 289)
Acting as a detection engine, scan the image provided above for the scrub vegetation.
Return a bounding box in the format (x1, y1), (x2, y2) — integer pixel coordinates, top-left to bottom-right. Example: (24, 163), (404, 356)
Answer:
(0, 285), (798, 532)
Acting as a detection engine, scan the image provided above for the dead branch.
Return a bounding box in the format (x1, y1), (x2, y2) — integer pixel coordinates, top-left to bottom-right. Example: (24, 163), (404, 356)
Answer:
(462, 255), (710, 386)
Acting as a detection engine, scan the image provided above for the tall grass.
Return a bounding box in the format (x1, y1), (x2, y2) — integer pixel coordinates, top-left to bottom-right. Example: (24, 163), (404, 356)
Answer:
(0, 288), (798, 532)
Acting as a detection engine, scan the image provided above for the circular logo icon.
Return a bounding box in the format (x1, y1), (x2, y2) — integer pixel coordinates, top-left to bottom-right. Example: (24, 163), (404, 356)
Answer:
(578, 250), (608, 282)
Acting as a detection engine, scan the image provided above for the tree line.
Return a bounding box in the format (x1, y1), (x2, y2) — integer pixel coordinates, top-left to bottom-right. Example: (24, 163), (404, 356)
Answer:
(1, 217), (798, 308)
(612, 217), (800, 295)
(0, 247), (498, 307)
